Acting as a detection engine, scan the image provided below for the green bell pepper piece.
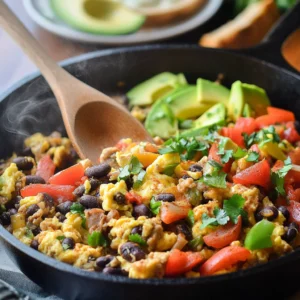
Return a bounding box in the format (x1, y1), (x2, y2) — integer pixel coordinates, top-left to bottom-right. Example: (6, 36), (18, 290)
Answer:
(245, 219), (275, 250)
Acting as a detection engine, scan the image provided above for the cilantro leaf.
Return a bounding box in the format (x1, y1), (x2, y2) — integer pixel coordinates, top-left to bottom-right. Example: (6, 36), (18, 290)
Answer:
(56, 235), (65, 241)
(223, 194), (247, 224)
(25, 228), (34, 239)
(278, 157), (292, 177)
(208, 160), (223, 171)
(118, 165), (130, 181)
(233, 147), (247, 159)
(130, 156), (143, 175)
(186, 209), (195, 226)
(70, 203), (86, 229)
(133, 169), (146, 189)
(214, 207), (230, 225)
(246, 151), (259, 162)
(129, 233), (147, 246)
(221, 150), (233, 164)
(62, 243), (71, 251)
(88, 231), (107, 248)
(200, 213), (218, 229)
(243, 132), (256, 148)
(150, 197), (161, 215)
(188, 236), (203, 249)
(271, 157), (292, 196)
(162, 163), (178, 176)
(202, 171), (227, 189)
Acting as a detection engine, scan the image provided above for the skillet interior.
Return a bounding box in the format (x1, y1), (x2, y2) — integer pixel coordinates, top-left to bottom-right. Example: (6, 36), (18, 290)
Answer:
(1, 45), (300, 300)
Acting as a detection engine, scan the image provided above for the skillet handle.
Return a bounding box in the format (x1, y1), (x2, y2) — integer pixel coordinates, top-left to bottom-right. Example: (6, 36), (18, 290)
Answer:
(239, 1), (300, 75)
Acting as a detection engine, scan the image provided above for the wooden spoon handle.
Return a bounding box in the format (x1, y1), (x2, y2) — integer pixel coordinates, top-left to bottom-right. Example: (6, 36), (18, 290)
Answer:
(0, 1), (69, 89)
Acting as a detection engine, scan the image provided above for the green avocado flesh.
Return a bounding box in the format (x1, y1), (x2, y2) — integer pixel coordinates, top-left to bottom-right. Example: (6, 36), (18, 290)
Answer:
(51, 0), (145, 35)
(127, 73), (185, 107)
(197, 78), (230, 104)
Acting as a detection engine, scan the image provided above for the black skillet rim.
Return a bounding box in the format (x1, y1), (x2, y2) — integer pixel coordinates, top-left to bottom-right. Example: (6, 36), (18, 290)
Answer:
(1, 44), (300, 286)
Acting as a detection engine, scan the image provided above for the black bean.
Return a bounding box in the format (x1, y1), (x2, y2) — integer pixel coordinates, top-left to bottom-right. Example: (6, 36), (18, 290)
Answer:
(17, 147), (34, 158)
(102, 267), (128, 276)
(182, 174), (191, 179)
(176, 222), (192, 240)
(25, 175), (45, 185)
(58, 214), (66, 223)
(73, 185), (85, 198)
(41, 193), (54, 207)
(120, 242), (146, 262)
(131, 225), (143, 236)
(85, 163), (111, 179)
(189, 164), (203, 172)
(95, 256), (114, 270)
(8, 208), (17, 216)
(26, 204), (40, 218)
(156, 193), (175, 202)
(132, 204), (152, 219)
(256, 206), (278, 221)
(283, 222), (299, 243)
(294, 120), (300, 134)
(79, 195), (99, 209)
(0, 212), (11, 226)
(13, 157), (33, 171)
(62, 237), (75, 250)
(90, 178), (100, 191)
(125, 177), (133, 190)
(32, 226), (41, 236)
(278, 206), (290, 221)
(12, 196), (21, 209)
(56, 201), (73, 215)
(113, 193), (126, 205)
(30, 239), (39, 250)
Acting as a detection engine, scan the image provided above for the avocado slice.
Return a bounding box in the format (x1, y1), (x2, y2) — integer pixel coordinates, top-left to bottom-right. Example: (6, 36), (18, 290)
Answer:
(194, 103), (226, 129)
(228, 81), (245, 121)
(197, 78), (230, 104)
(127, 72), (183, 107)
(165, 86), (212, 119)
(180, 126), (210, 138)
(243, 103), (253, 117)
(51, 0), (145, 35)
(240, 83), (270, 116)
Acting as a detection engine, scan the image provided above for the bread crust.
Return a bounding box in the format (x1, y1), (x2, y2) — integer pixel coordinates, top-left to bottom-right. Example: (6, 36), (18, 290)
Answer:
(199, 0), (280, 49)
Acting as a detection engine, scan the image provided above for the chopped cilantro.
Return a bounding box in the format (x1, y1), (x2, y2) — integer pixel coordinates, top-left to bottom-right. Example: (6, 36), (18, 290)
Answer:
(129, 234), (147, 246)
(223, 194), (247, 224)
(88, 231), (107, 248)
(221, 150), (233, 164)
(186, 210), (195, 226)
(202, 171), (227, 189)
(233, 147), (247, 159)
(243, 132), (257, 148)
(56, 235), (65, 241)
(150, 197), (161, 215)
(70, 203), (86, 229)
(25, 228), (34, 239)
(133, 169), (146, 189)
(200, 208), (229, 229)
(130, 156), (143, 175)
(271, 157), (292, 196)
(208, 160), (223, 171)
(217, 138), (233, 164)
(246, 151), (259, 162)
(62, 243), (71, 251)
(118, 165), (130, 181)
(162, 163), (179, 176)
(188, 236), (203, 249)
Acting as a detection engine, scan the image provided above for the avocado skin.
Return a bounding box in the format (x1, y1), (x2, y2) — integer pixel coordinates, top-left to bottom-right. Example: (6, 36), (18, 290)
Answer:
(51, 0), (146, 35)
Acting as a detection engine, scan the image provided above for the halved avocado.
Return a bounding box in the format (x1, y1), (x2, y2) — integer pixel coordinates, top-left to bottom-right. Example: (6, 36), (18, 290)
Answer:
(197, 78), (230, 104)
(194, 103), (226, 128)
(51, 0), (146, 35)
(228, 81), (245, 121)
(127, 72), (183, 107)
(165, 86), (212, 119)
(243, 103), (253, 117)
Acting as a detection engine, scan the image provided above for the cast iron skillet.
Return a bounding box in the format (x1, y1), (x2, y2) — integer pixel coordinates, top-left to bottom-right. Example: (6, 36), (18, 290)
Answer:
(0, 3), (300, 300)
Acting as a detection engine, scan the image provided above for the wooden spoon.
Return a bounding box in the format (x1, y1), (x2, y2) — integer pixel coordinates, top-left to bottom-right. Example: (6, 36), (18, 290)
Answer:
(0, 1), (152, 164)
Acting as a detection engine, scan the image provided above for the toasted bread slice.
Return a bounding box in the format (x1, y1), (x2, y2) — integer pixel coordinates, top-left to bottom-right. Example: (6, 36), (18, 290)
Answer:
(130, 0), (206, 26)
(199, 0), (280, 49)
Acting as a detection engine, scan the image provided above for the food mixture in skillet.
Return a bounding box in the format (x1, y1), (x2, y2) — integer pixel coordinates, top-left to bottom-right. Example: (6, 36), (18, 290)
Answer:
(1, 75), (300, 279)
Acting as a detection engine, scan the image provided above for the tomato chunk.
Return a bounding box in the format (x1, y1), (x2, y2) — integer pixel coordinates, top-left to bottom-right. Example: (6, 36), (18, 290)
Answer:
(21, 184), (75, 203)
(36, 155), (56, 182)
(160, 202), (190, 224)
(233, 159), (271, 189)
(267, 107), (295, 120)
(203, 216), (242, 249)
(289, 148), (300, 165)
(256, 107), (295, 128)
(235, 117), (258, 135)
(208, 143), (232, 173)
(200, 246), (250, 276)
(48, 163), (84, 186)
(283, 122), (300, 143)
(125, 192), (142, 204)
(220, 127), (245, 148)
(287, 201), (300, 225)
(165, 249), (203, 277)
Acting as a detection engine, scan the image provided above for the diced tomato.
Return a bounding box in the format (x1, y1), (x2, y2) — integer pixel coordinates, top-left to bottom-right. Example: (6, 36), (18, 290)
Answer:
(220, 127), (245, 148)
(125, 192), (142, 204)
(250, 144), (260, 154)
(36, 155), (56, 182)
(289, 148), (300, 165)
(203, 216), (242, 249)
(165, 249), (203, 277)
(256, 107), (295, 128)
(286, 185), (300, 202)
(287, 201), (300, 225)
(235, 117), (258, 135)
(233, 159), (271, 189)
(116, 140), (129, 151)
(199, 246), (250, 276)
(283, 122), (300, 143)
(160, 202), (190, 224)
(21, 184), (75, 203)
(208, 143), (232, 173)
(272, 160), (284, 172)
(48, 163), (84, 186)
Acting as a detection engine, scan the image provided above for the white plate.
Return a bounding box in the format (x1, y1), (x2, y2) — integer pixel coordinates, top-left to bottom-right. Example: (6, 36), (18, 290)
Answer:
(23, 0), (223, 45)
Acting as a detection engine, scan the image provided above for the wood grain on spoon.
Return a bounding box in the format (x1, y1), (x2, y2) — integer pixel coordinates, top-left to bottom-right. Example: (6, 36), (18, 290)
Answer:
(0, 1), (151, 164)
